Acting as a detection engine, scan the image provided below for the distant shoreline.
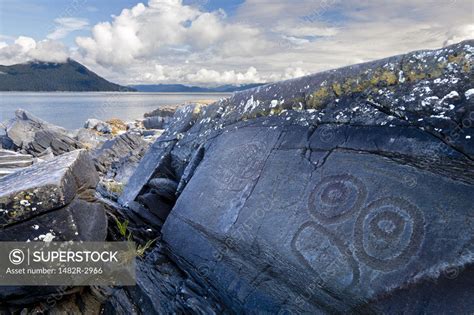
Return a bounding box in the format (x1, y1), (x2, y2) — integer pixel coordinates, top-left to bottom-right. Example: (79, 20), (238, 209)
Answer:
(0, 92), (228, 130)
(0, 91), (233, 95)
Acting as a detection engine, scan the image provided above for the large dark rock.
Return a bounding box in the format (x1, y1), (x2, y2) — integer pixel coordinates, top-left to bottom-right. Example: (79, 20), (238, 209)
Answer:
(0, 150), (107, 305)
(0, 197), (107, 241)
(144, 105), (179, 118)
(3, 110), (82, 156)
(143, 105), (181, 130)
(92, 132), (149, 183)
(119, 103), (204, 206)
(148, 178), (178, 202)
(0, 149), (100, 227)
(143, 116), (166, 129)
(103, 244), (227, 314)
(122, 40), (474, 313)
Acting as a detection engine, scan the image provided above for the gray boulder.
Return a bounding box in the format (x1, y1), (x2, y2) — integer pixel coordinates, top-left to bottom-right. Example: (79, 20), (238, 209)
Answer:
(0, 149), (107, 306)
(3, 110), (82, 156)
(75, 128), (113, 149)
(144, 105), (180, 119)
(0, 149), (106, 241)
(142, 105), (181, 130)
(122, 40), (474, 314)
(92, 132), (149, 183)
(119, 103), (205, 205)
(84, 118), (112, 134)
(148, 178), (178, 202)
(143, 116), (166, 129)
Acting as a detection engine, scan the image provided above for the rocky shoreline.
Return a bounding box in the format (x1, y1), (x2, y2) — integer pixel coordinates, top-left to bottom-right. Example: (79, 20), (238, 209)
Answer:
(0, 40), (473, 314)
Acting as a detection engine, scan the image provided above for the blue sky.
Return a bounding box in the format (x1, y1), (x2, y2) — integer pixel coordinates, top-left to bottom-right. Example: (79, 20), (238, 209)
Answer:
(0, 0), (472, 85)
(0, 0), (244, 45)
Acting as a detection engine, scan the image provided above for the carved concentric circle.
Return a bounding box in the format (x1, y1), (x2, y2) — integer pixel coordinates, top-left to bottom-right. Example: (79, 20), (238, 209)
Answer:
(308, 174), (367, 223)
(354, 197), (425, 271)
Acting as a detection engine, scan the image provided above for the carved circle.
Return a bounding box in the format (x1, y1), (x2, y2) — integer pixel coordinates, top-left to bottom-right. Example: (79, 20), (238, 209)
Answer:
(354, 197), (425, 271)
(308, 174), (367, 223)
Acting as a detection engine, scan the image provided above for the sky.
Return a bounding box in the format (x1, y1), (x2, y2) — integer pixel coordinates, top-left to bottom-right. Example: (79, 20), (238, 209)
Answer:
(0, 0), (472, 86)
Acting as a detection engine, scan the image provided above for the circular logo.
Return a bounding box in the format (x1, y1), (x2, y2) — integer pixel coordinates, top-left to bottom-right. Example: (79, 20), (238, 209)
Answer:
(9, 249), (25, 265)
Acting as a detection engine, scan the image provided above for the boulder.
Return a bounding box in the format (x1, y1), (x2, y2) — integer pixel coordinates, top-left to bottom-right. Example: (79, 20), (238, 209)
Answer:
(0, 149), (106, 241)
(103, 244), (227, 314)
(122, 41), (474, 313)
(148, 178), (178, 202)
(84, 118), (112, 134)
(0, 198), (107, 241)
(143, 116), (166, 129)
(0, 122), (13, 150)
(75, 128), (112, 150)
(144, 105), (180, 118)
(92, 132), (149, 183)
(0, 149), (107, 305)
(142, 105), (181, 130)
(137, 192), (173, 221)
(4, 110), (82, 156)
(119, 103), (205, 206)
(106, 118), (127, 134)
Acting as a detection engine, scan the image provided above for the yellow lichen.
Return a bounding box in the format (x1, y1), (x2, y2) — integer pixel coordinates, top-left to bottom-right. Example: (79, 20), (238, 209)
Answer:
(406, 71), (426, 82)
(307, 87), (331, 108)
(332, 82), (343, 96)
(380, 71), (398, 85)
(106, 118), (127, 135)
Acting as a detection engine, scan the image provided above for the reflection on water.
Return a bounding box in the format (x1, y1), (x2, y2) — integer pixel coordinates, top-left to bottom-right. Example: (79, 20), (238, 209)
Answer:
(0, 92), (231, 129)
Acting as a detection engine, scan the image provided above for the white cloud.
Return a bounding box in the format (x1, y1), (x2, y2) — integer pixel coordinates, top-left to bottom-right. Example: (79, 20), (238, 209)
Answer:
(186, 66), (261, 84)
(2, 0), (473, 86)
(444, 24), (474, 47)
(0, 36), (68, 65)
(71, 0), (472, 85)
(75, 0), (269, 67)
(74, 0), (269, 69)
(47, 17), (89, 40)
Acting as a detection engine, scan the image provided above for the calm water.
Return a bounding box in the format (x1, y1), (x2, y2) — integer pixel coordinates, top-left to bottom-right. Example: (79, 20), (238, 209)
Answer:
(0, 92), (231, 129)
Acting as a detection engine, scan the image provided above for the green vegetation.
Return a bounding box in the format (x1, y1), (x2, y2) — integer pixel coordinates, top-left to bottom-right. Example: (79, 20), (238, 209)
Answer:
(115, 217), (157, 258)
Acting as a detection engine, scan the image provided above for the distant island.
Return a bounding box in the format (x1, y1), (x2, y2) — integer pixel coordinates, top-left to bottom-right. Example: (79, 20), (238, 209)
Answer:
(130, 83), (266, 93)
(0, 59), (134, 92)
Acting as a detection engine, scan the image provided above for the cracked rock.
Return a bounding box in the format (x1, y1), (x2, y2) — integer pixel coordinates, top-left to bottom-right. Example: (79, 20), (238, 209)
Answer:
(120, 41), (474, 314)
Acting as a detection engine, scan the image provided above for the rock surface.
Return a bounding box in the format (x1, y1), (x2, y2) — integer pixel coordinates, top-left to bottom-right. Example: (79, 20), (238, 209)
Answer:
(2, 110), (82, 156)
(0, 149), (106, 241)
(102, 243), (227, 314)
(0, 149), (33, 178)
(119, 103), (207, 205)
(121, 40), (474, 313)
(92, 132), (149, 183)
(0, 149), (107, 306)
(84, 118), (112, 134)
(142, 105), (180, 130)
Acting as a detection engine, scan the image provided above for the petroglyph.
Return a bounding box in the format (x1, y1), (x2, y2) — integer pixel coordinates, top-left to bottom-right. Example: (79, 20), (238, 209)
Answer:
(354, 197), (425, 271)
(292, 221), (360, 290)
(308, 174), (367, 224)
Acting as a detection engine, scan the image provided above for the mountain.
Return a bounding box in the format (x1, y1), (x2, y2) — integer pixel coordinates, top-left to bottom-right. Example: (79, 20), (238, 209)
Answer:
(130, 83), (266, 93)
(0, 59), (135, 91)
